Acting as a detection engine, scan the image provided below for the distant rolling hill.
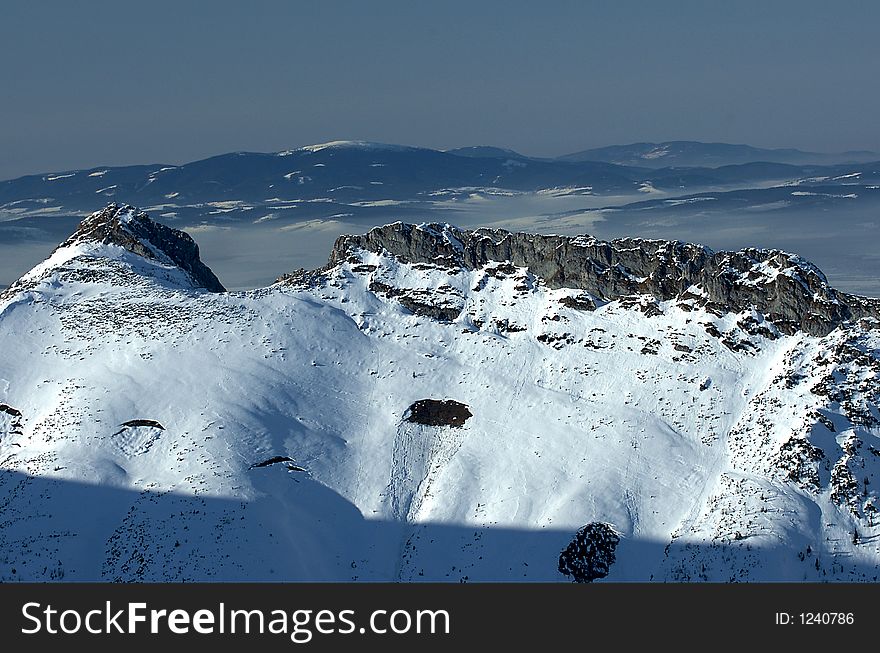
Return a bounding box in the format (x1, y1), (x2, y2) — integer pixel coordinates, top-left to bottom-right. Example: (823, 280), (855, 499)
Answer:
(558, 140), (878, 168)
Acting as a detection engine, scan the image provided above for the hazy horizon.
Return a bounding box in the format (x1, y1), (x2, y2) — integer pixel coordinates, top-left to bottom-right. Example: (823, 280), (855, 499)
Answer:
(2, 0), (879, 180)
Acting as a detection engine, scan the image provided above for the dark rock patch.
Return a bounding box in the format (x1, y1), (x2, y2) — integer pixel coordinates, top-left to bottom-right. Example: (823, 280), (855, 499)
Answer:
(368, 280), (463, 322)
(491, 318), (526, 333)
(558, 522), (620, 583)
(0, 404), (22, 418)
(485, 262), (517, 278)
(405, 399), (472, 428)
(640, 338), (661, 355)
(620, 295), (662, 317)
(119, 419), (165, 430)
(559, 294), (596, 311)
(737, 315), (779, 340)
(248, 456), (304, 471)
(0, 404), (24, 440)
(537, 332), (576, 349)
(721, 337), (759, 354)
(396, 295), (462, 322)
(776, 437), (826, 491)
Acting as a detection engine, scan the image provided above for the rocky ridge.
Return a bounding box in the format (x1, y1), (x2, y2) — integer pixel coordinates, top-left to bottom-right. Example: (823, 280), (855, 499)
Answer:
(321, 222), (880, 336)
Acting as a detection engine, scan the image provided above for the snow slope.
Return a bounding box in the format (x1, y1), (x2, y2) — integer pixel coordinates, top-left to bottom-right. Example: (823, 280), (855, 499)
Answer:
(0, 205), (878, 581)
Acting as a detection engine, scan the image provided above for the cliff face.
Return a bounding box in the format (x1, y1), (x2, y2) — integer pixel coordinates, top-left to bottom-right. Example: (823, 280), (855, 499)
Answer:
(327, 222), (880, 336)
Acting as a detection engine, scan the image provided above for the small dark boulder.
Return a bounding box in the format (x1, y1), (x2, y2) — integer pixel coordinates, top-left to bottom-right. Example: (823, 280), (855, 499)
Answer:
(119, 419), (165, 429)
(558, 522), (620, 583)
(405, 399), (472, 428)
(249, 456), (295, 469)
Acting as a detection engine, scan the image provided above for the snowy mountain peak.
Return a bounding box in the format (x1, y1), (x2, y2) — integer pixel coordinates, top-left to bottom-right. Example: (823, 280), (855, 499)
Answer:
(282, 140), (424, 155)
(324, 222), (880, 336)
(0, 204), (225, 302)
(66, 203), (225, 291)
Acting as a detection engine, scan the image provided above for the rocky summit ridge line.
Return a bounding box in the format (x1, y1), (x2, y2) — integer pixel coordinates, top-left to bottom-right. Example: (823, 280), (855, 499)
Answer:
(295, 222), (879, 337)
(5, 204), (878, 336)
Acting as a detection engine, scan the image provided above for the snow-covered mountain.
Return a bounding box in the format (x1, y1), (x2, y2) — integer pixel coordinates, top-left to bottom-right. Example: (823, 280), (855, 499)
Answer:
(1, 203), (878, 582)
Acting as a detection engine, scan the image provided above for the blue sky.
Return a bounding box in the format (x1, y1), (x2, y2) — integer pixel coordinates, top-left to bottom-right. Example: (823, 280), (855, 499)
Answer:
(1, 0), (878, 179)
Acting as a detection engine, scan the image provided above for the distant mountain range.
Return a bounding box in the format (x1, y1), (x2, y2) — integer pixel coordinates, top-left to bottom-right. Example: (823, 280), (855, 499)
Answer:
(1, 139), (878, 295)
(1, 140), (877, 227)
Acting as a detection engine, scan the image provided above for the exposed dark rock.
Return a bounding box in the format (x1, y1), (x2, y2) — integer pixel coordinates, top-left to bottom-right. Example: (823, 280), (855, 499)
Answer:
(249, 456), (294, 469)
(559, 294), (596, 311)
(620, 295), (662, 317)
(0, 404), (22, 418)
(405, 399), (472, 428)
(537, 332), (576, 349)
(640, 340), (660, 355)
(397, 295), (462, 322)
(491, 317), (526, 333)
(831, 458), (862, 511)
(326, 223), (880, 336)
(737, 315), (779, 340)
(0, 404), (23, 441)
(58, 204), (225, 292)
(484, 262), (518, 277)
(275, 268), (327, 289)
(368, 280), (463, 322)
(558, 522), (620, 583)
(119, 419), (165, 430)
(776, 437), (826, 491)
(720, 337), (758, 354)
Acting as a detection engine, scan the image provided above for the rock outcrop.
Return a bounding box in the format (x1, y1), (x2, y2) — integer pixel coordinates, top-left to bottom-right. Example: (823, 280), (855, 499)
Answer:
(558, 522), (620, 583)
(327, 223), (880, 336)
(59, 203), (226, 292)
(405, 399), (472, 428)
